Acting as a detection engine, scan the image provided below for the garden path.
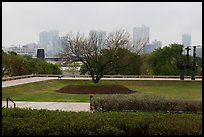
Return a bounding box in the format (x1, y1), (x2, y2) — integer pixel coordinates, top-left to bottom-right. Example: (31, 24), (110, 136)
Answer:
(2, 101), (90, 112)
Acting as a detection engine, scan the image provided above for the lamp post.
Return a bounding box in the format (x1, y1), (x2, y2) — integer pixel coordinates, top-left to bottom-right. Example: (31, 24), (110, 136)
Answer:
(191, 46), (196, 80)
(185, 46), (191, 69)
(178, 45), (197, 80)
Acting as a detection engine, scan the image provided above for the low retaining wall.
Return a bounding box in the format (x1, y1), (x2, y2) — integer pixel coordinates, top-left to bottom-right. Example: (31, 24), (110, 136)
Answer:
(2, 74), (202, 81)
(2, 74), (64, 81)
(2, 74), (35, 81)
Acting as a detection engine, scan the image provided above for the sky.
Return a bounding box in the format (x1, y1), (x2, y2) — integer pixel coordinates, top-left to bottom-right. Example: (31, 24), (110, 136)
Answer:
(2, 2), (202, 47)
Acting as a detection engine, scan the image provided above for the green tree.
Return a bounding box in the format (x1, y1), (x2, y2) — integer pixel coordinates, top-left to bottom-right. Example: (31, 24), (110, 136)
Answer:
(34, 59), (62, 74)
(80, 48), (142, 75)
(195, 57), (202, 75)
(2, 51), (62, 77)
(148, 44), (201, 75)
(140, 53), (152, 75)
(2, 50), (8, 77)
(5, 51), (25, 76)
(148, 44), (182, 75)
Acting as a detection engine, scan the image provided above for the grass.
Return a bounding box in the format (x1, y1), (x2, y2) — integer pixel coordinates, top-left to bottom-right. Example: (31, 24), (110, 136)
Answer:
(2, 79), (202, 102)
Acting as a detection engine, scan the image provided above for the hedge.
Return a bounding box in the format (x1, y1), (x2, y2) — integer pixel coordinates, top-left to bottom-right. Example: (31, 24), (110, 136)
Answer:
(90, 95), (202, 113)
(2, 108), (202, 135)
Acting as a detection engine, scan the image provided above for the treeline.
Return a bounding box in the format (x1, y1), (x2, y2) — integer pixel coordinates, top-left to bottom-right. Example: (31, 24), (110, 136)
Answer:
(2, 50), (62, 78)
(80, 44), (202, 76)
(3, 44), (202, 78)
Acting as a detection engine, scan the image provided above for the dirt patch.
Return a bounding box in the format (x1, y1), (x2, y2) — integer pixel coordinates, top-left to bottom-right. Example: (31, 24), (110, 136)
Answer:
(57, 85), (134, 94)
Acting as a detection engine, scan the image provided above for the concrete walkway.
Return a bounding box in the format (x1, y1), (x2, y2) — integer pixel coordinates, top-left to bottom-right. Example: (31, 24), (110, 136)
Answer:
(2, 101), (90, 112)
(2, 77), (91, 112)
(2, 77), (56, 88)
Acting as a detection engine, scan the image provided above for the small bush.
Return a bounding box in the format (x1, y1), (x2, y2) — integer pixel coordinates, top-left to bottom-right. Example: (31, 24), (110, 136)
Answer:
(91, 95), (202, 113)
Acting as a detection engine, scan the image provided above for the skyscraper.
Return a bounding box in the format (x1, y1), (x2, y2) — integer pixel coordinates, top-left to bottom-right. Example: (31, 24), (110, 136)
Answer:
(182, 33), (191, 47)
(133, 25), (150, 54)
(39, 30), (60, 57)
(89, 30), (107, 49)
(196, 46), (202, 58)
(144, 39), (162, 53)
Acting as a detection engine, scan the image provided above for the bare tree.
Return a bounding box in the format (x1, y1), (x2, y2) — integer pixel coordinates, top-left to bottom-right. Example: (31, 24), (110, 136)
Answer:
(60, 29), (130, 83)
(130, 37), (149, 54)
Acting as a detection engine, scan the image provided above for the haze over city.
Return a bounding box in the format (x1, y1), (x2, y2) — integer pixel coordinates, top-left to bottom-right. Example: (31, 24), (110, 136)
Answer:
(2, 2), (202, 47)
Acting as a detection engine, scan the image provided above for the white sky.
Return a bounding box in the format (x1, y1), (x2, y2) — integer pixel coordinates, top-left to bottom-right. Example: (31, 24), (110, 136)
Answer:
(2, 2), (202, 47)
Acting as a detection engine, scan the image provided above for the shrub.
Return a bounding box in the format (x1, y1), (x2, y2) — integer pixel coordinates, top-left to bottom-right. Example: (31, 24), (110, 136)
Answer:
(2, 108), (202, 135)
(91, 95), (202, 113)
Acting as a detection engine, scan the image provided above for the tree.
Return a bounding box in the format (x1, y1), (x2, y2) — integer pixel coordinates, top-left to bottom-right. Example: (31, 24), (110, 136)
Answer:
(131, 37), (149, 54)
(80, 48), (142, 75)
(108, 48), (142, 75)
(60, 29), (131, 83)
(34, 59), (62, 75)
(5, 51), (25, 76)
(147, 43), (202, 76)
(139, 53), (152, 75)
(2, 50), (8, 78)
(148, 44), (182, 75)
(2, 50), (62, 78)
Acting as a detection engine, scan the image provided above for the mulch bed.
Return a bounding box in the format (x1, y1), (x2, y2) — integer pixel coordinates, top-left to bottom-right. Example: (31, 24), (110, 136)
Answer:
(57, 85), (134, 94)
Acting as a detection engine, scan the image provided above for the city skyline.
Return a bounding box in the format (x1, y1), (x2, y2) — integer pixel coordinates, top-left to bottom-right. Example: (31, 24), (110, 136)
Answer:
(2, 2), (202, 47)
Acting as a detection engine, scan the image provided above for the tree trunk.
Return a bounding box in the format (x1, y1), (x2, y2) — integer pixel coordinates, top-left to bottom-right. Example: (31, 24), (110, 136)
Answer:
(92, 75), (100, 84)
(91, 75), (101, 84)
(93, 79), (99, 83)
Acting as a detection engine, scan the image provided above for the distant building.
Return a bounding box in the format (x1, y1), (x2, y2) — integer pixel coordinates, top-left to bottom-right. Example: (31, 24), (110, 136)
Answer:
(22, 43), (39, 49)
(6, 43), (39, 57)
(144, 40), (162, 53)
(22, 43), (39, 57)
(196, 46), (202, 58)
(89, 30), (106, 49)
(2, 46), (10, 53)
(133, 25), (150, 54)
(182, 33), (191, 47)
(37, 49), (45, 59)
(39, 30), (61, 57)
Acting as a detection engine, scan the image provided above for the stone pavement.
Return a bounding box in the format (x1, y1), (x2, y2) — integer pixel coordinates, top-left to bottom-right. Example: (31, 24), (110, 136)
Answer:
(2, 101), (90, 112)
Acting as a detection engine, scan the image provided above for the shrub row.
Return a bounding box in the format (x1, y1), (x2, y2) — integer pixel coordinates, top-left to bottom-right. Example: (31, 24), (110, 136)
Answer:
(91, 95), (202, 113)
(2, 108), (202, 135)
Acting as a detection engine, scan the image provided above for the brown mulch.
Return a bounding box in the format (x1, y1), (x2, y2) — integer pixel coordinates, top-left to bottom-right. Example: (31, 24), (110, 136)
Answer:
(57, 85), (134, 94)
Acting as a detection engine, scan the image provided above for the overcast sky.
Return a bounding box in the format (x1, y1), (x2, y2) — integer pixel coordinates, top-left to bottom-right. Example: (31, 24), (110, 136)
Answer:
(2, 2), (202, 47)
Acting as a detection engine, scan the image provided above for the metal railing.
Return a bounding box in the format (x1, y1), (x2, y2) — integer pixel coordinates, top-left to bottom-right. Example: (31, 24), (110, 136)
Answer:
(6, 97), (16, 108)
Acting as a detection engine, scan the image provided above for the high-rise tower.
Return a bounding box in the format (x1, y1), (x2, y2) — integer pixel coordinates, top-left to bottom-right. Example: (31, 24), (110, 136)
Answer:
(133, 25), (149, 54)
(182, 33), (191, 47)
(39, 30), (60, 57)
(89, 30), (107, 49)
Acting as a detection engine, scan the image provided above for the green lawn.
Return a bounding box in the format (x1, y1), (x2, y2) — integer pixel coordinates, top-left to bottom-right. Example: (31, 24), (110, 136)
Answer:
(2, 79), (202, 102)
